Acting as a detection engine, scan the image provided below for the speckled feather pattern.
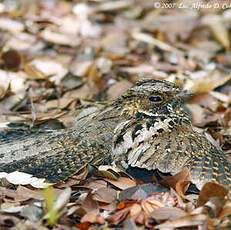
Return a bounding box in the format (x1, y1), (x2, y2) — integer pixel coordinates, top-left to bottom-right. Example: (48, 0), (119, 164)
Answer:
(0, 79), (230, 192)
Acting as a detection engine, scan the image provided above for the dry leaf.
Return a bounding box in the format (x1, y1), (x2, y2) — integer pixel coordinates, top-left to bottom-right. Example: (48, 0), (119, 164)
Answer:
(197, 182), (228, 207)
(80, 212), (105, 225)
(107, 79), (133, 100)
(40, 29), (81, 47)
(0, 171), (52, 188)
(202, 15), (230, 50)
(150, 207), (186, 221)
(154, 214), (207, 229)
(81, 191), (99, 215)
(119, 183), (169, 201)
(0, 18), (24, 33)
(92, 187), (116, 203)
(159, 168), (191, 192)
(104, 176), (136, 190)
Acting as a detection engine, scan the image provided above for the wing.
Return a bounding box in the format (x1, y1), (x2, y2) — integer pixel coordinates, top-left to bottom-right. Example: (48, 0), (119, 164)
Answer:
(186, 133), (231, 191)
(112, 118), (231, 191)
(0, 123), (54, 144)
(0, 127), (110, 183)
(0, 145), (107, 183)
(0, 106), (121, 183)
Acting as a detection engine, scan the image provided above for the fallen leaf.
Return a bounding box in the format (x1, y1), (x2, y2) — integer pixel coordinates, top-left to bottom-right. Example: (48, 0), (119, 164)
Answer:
(104, 176), (136, 190)
(0, 171), (52, 188)
(92, 187), (116, 203)
(40, 28), (81, 47)
(0, 18), (24, 33)
(108, 205), (131, 225)
(150, 207), (186, 221)
(81, 191), (99, 215)
(107, 79), (133, 100)
(119, 183), (169, 201)
(203, 197), (226, 218)
(159, 168), (191, 192)
(218, 200), (231, 219)
(80, 212), (105, 224)
(202, 15), (230, 50)
(154, 214), (207, 229)
(197, 182), (228, 207)
(141, 199), (165, 215)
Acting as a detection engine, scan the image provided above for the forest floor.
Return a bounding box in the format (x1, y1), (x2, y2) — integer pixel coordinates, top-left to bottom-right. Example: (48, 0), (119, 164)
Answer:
(0, 0), (231, 229)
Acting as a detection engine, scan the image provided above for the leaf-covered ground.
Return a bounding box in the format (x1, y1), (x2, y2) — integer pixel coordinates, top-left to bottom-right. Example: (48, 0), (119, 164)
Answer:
(0, 0), (231, 229)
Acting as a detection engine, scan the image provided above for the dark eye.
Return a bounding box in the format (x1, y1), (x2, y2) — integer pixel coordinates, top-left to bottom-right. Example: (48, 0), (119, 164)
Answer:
(149, 96), (162, 102)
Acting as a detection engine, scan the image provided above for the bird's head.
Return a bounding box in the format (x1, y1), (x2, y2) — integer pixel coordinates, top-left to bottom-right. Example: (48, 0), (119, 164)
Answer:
(119, 79), (192, 117)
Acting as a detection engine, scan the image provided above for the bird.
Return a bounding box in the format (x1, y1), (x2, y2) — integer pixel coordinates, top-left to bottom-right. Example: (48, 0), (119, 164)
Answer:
(0, 79), (230, 192)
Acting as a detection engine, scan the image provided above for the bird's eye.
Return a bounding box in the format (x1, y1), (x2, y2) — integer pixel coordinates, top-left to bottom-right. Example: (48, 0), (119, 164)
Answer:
(149, 96), (162, 102)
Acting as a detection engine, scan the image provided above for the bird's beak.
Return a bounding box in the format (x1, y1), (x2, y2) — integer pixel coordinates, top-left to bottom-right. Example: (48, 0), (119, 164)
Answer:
(177, 90), (194, 101)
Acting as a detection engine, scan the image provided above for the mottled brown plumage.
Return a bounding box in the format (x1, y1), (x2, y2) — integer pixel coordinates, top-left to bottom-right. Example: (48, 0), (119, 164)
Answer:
(0, 79), (230, 192)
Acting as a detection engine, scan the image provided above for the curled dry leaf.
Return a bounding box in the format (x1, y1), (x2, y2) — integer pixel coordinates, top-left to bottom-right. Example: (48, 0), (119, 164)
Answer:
(107, 79), (133, 100)
(0, 171), (51, 188)
(197, 182), (229, 207)
(0, 187), (42, 201)
(159, 168), (191, 193)
(63, 83), (98, 100)
(70, 61), (93, 77)
(0, 204), (26, 214)
(129, 203), (142, 216)
(104, 176), (136, 190)
(86, 179), (107, 191)
(80, 212), (105, 225)
(16, 186), (44, 201)
(150, 207), (186, 221)
(141, 199), (165, 215)
(189, 93), (221, 112)
(45, 97), (75, 110)
(108, 203), (133, 225)
(26, 57), (68, 84)
(92, 187), (117, 203)
(154, 213), (207, 229)
(80, 191), (99, 215)
(109, 192), (177, 227)
(202, 15), (230, 50)
(0, 70), (26, 97)
(132, 31), (175, 52)
(51, 187), (71, 212)
(40, 28), (81, 47)
(119, 183), (169, 201)
(189, 72), (231, 94)
(186, 105), (220, 128)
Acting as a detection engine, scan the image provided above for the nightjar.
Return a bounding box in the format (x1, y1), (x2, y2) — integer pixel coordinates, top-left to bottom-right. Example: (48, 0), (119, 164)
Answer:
(0, 79), (230, 192)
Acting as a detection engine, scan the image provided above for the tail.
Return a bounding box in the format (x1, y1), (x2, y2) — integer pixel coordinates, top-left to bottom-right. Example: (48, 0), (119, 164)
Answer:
(188, 146), (231, 193)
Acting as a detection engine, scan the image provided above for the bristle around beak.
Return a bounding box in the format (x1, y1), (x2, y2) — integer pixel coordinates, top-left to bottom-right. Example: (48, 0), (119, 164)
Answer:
(178, 90), (194, 101)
